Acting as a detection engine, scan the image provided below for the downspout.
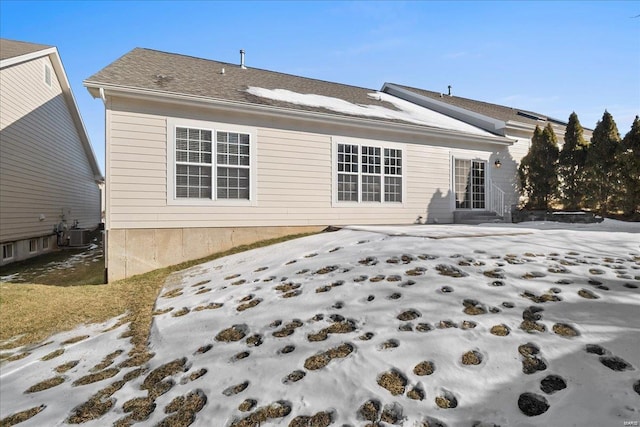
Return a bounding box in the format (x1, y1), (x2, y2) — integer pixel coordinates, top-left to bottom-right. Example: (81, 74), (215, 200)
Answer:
(99, 87), (107, 105)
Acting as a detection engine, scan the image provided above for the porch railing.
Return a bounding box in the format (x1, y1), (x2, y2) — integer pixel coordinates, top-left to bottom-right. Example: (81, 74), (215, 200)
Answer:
(489, 180), (505, 217)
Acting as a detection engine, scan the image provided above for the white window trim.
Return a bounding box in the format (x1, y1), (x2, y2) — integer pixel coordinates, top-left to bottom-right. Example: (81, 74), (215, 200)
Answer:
(332, 137), (406, 208)
(2, 242), (14, 261)
(167, 118), (258, 206)
(42, 236), (50, 250)
(451, 156), (489, 211)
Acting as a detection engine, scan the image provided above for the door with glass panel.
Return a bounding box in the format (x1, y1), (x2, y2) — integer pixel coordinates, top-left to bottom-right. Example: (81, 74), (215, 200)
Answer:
(454, 159), (486, 210)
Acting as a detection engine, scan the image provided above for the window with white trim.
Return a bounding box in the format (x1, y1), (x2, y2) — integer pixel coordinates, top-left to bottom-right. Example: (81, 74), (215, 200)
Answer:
(28, 239), (37, 253)
(336, 143), (402, 203)
(384, 148), (402, 202)
(216, 131), (250, 199)
(42, 236), (50, 250)
(361, 146), (381, 202)
(174, 126), (251, 200)
(337, 144), (359, 202)
(2, 243), (14, 260)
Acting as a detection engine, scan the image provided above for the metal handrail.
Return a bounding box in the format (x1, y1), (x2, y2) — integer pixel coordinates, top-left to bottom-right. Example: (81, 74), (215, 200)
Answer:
(489, 181), (505, 217)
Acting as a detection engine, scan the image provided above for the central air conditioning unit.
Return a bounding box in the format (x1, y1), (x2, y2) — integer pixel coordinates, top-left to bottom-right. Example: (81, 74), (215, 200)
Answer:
(68, 229), (90, 247)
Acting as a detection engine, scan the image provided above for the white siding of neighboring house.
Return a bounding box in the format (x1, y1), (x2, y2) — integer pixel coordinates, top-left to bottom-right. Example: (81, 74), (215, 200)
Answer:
(0, 54), (100, 261)
(104, 97), (502, 231)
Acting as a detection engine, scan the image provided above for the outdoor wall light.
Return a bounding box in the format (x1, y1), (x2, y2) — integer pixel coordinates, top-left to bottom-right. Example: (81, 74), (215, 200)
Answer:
(494, 159), (502, 168)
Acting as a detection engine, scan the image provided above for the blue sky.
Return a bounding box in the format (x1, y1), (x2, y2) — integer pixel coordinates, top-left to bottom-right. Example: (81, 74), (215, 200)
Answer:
(2, 1), (638, 173)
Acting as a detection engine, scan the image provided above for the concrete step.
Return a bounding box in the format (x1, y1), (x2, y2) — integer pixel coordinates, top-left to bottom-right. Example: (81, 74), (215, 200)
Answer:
(458, 217), (504, 225)
(454, 211), (504, 224)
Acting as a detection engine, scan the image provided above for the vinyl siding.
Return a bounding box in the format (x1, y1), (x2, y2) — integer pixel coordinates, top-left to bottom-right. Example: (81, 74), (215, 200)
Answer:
(0, 55), (100, 243)
(104, 98), (517, 229)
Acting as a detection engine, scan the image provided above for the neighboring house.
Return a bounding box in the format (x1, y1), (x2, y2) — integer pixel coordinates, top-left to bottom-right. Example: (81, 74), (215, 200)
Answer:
(0, 39), (103, 266)
(84, 47), (569, 281)
(382, 83), (593, 221)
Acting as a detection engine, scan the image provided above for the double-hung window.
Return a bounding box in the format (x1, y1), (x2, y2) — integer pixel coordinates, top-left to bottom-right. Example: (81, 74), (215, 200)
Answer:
(175, 127), (213, 199)
(337, 144), (359, 202)
(172, 123), (253, 203)
(336, 142), (403, 203)
(384, 148), (402, 202)
(216, 131), (250, 199)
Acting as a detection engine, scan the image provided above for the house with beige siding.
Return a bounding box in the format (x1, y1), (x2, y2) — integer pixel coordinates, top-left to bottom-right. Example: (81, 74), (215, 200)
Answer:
(0, 39), (102, 266)
(85, 48), (577, 281)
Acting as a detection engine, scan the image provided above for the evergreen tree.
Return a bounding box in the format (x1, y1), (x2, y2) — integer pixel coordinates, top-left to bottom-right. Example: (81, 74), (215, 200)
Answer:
(518, 123), (560, 209)
(558, 112), (588, 210)
(620, 116), (640, 216)
(584, 111), (621, 214)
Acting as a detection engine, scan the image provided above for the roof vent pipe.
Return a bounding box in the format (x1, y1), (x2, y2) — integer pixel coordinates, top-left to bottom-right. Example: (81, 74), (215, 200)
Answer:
(240, 49), (246, 69)
(447, 85), (452, 96)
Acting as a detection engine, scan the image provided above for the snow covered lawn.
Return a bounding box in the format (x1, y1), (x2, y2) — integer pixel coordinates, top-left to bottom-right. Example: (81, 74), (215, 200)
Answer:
(1, 221), (639, 426)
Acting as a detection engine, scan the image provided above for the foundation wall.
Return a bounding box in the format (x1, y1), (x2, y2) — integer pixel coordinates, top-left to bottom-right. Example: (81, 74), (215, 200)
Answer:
(107, 225), (325, 281)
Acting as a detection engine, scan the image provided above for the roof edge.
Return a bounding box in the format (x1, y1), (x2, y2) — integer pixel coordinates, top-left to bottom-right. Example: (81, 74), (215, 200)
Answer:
(84, 81), (514, 147)
(382, 83), (508, 136)
(0, 46), (57, 69)
(49, 49), (103, 181)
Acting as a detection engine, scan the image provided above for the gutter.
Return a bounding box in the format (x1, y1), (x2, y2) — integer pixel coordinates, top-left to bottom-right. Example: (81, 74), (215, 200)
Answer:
(84, 81), (514, 147)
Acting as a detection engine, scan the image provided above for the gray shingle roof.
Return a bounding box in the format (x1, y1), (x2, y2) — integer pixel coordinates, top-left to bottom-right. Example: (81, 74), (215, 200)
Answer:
(389, 83), (568, 127)
(84, 48), (431, 126)
(0, 38), (52, 61)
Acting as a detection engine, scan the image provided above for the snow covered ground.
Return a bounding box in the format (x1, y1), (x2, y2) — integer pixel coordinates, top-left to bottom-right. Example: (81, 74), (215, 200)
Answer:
(1, 221), (639, 426)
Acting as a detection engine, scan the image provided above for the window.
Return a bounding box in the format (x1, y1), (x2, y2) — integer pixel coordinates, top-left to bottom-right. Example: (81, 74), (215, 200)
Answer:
(337, 144), (359, 202)
(176, 127), (212, 198)
(44, 64), (52, 87)
(29, 239), (38, 253)
(2, 243), (14, 260)
(454, 159), (486, 209)
(384, 148), (402, 202)
(174, 126), (251, 201)
(361, 146), (381, 202)
(216, 131), (250, 199)
(336, 143), (402, 203)
(42, 236), (49, 250)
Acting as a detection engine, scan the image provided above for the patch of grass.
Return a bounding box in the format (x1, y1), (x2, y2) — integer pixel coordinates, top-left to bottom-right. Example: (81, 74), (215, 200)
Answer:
(0, 231), (105, 287)
(25, 375), (66, 393)
(73, 368), (120, 386)
(377, 369), (407, 396)
(0, 232), (317, 352)
(0, 404), (46, 426)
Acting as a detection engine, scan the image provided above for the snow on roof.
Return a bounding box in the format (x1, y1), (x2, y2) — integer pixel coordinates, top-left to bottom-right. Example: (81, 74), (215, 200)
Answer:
(246, 86), (494, 137)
